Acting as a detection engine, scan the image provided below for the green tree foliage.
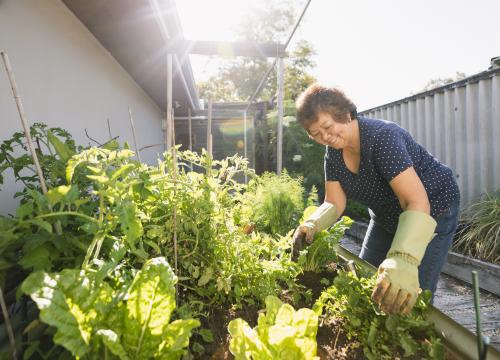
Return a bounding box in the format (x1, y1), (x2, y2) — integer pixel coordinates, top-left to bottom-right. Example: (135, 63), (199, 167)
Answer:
(414, 71), (467, 93)
(197, 0), (317, 102)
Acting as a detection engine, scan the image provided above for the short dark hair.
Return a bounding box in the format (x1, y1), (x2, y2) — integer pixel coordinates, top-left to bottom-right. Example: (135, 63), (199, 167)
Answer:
(295, 84), (357, 128)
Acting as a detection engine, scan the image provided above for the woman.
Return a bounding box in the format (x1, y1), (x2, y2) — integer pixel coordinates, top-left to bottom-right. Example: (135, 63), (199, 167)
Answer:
(292, 84), (460, 315)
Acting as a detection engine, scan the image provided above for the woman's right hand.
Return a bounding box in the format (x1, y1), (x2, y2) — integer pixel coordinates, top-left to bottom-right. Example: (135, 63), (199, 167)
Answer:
(292, 223), (316, 260)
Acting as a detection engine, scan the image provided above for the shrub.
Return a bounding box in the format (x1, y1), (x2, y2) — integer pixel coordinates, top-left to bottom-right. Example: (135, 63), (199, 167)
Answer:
(453, 190), (500, 264)
(242, 170), (307, 236)
(344, 200), (370, 222)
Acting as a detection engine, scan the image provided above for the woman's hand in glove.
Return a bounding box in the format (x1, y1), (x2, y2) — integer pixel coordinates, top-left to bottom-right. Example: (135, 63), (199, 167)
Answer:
(371, 253), (420, 315)
(371, 210), (437, 315)
(291, 223), (316, 260)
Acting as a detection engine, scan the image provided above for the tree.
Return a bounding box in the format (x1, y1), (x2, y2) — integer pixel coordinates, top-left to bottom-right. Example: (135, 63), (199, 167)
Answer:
(415, 71), (467, 93)
(197, 0), (317, 102)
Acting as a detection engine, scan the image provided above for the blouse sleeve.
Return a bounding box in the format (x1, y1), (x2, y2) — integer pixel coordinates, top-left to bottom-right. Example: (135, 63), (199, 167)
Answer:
(373, 126), (414, 182)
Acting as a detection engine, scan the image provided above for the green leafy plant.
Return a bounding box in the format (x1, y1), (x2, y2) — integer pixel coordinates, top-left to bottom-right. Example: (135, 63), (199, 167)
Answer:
(2, 123), (453, 359)
(298, 215), (353, 273)
(344, 199), (370, 222)
(313, 271), (445, 360)
(453, 190), (500, 264)
(22, 257), (200, 359)
(228, 295), (319, 360)
(2, 125), (301, 312)
(241, 170), (306, 236)
(0, 123), (78, 198)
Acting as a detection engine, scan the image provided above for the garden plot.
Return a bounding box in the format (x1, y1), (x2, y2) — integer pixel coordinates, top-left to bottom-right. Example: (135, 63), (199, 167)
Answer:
(0, 125), (473, 359)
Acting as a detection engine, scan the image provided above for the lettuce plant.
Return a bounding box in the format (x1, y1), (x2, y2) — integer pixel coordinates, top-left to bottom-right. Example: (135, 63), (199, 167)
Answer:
(22, 257), (199, 359)
(298, 215), (353, 272)
(228, 295), (319, 360)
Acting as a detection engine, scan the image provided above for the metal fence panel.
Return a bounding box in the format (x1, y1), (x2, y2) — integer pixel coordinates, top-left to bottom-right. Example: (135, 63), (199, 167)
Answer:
(361, 69), (500, 208)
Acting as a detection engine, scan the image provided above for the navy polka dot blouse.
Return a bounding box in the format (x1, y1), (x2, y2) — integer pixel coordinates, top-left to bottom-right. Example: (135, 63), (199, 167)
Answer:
(325, 117), (460, 233)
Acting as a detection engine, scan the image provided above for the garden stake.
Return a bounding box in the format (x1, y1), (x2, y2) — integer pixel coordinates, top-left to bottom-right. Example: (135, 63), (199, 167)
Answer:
(1, 51), (62, 235)
(188, 107), (193, 171)
(345, 260), (357, 277)
(472, 271), (489, 360)
(171, 108), (179, 298)
(0, 287), (17, 360)
(128, 106), (141, 162)
(481, 336), (490, 360)
(107, 118), (113, 140)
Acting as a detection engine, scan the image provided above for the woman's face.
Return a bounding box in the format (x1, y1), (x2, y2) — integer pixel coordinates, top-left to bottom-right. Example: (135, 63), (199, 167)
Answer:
(306, 112), (351, 149)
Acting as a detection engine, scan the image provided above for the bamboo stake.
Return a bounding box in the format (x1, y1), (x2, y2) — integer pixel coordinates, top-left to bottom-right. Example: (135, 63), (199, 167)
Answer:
(207, 98), (213, 158)
(188, 107), (193, 171)
(1, 51), (62, 235)
(472, 271), (490, 360)
(107, 118), (113, 140)
(170, 108), (179, 297)
(166, 54), (173, 150)
(0, 287), (17, 360)
(128, 106), (141, 162)
(1, 52), (48, 194)
(188, 108), (192, 153)
(243, 110), (248, 184)
(276, 56), (284, 175)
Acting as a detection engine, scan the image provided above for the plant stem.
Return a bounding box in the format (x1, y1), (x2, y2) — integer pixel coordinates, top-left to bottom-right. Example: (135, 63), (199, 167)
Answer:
(36, 211), (97, 223)
(91, 194), (106, 263)
(0, 287), (17, 360)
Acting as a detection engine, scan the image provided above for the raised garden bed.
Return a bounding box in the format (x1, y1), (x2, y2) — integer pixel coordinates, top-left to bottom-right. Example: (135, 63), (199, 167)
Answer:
(1, 125), (498, 359)
(346, 221), (500, 296)
(200, 265), (459, 360)
(335, 245), (500, 360)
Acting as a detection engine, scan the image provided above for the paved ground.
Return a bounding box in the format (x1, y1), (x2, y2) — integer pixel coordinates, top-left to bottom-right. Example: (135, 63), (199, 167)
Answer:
(339, 236), (500, 351)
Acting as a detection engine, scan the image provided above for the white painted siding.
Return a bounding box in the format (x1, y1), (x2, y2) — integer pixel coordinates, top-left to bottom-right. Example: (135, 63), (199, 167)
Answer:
(0, 0), (164, 214)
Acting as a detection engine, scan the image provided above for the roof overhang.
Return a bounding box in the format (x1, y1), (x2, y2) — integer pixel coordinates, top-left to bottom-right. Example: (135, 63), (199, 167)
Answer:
(63, 0), (200, 116)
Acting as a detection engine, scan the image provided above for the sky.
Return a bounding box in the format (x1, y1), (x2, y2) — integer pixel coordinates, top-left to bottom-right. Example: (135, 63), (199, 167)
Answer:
(176, 0), (500, 111)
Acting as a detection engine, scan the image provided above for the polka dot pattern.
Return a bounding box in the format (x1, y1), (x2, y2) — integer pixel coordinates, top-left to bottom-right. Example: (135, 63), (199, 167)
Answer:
(325, 117), (460, 233)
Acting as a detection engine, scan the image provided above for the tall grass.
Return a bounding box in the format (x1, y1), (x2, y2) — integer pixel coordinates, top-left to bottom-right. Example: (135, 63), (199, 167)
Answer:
(453, 190), (500, 264)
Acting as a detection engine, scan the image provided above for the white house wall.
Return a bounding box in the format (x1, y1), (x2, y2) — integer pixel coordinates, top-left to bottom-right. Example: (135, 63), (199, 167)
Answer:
(0, 0), (164, 215)
(361, 71), (500, 208)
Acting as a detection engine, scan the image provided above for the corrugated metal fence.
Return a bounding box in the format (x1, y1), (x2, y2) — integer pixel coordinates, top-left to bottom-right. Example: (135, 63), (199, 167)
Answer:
(360, 67), (500, 208)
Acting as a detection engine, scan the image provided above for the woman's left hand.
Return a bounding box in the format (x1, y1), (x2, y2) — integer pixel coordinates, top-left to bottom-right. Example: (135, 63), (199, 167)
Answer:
(371, 253), (420, 315)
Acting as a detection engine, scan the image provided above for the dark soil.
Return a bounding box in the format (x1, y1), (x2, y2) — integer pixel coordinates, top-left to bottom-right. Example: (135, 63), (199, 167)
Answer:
(296, 268), (337, 301)
(194, 304), (259, 360)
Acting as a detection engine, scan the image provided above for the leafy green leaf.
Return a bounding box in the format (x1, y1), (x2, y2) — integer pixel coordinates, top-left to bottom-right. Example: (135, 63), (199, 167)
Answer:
(87, 174), (109, 184)
(122, 257), (199, 359)
(199, 328), (214, 343)
(228, 318), (272, 359)
(16, 201), (33, 219)
(27, 218), (53, 234)
(47, 130), (75, 162)
(197, 267), (213, 286)
(97, 329), (130, 360)
(19, 244), (51, 271)
(119, 201), (143, 249)
(46, 185), (72, 205)
(110, 164), (136, 182)
(21, 270), (111, 358)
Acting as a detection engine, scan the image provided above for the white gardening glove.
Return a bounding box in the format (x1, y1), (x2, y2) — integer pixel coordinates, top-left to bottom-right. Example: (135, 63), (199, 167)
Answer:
(292, 202), (337, 260)
(371, 211), (437, 315)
